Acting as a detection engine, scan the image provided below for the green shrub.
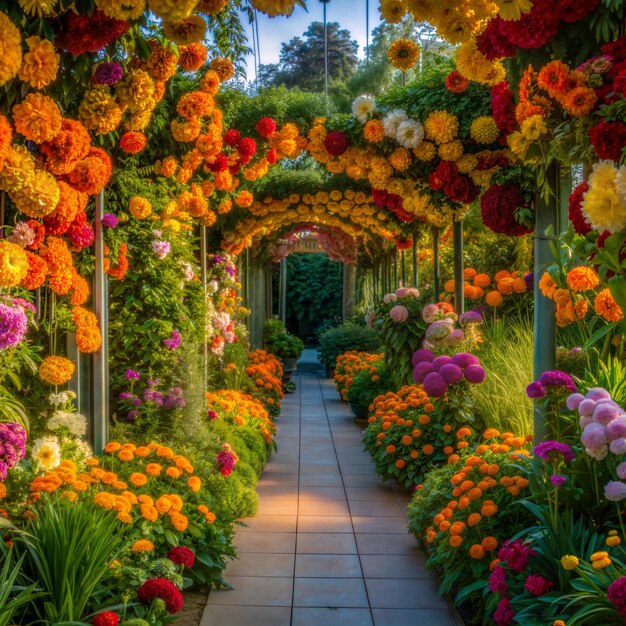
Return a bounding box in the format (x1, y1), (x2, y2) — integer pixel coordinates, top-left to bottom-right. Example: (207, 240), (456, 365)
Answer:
(318, 322), (380, 369)
(346, 361), (394, 407)
(269, 333), (305, 359)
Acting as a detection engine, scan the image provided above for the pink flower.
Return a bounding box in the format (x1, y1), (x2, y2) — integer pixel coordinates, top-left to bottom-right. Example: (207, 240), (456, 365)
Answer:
(395, 287), (410, 298)
(608, 576), (626, 617)
(389, 305), (409, 323)
(607, 417), (626, 440)
(605, 480), (626, 501)
(581, 423), (607, 449)
(524, 574), (554, 596)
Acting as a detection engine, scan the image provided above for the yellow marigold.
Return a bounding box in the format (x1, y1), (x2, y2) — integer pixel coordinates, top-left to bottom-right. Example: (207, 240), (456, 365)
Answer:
(9, 169), (60, 218)
(455, 38), (505, 86)
(424, 110), (459, 145)
(210, 57), (235, 82)
(583, 161), (626, 234)
(94, 492), (116, 510)
(595, 288), (624, 322)
(250, 0), (296, 17)
(438, 140), (464, 161)
(494, 0), (532, 20)
(379, 0), (407, 23)
(0, 241), (28, 287)
(470, 116), (499, 144)
(140, 503), (158, 522)
(95, 0), (145, 19)
(13, 93), (62, 143)
(17, 0), (58, 16)
(169, 511), (188, 531)
(78, 87), (123, 135)
(19, 36), (59, 89)
(388, 147), (411, 171)
(0, 12), (22, 87)
(147, 0), (197, 21)
(413, 141), (436, 161)
(196, 0), (228, 14)
(131, 539), (155, 552)
(566, 266), (600, 292)
(163, 15), (207, 45)
(115, 69), (155, 112)
(129, 196), (152, 220)
(387, 38), (420, 71)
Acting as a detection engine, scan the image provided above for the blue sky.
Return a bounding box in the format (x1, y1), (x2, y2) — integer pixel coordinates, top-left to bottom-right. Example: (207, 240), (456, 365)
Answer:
(238, 1), (382, 80)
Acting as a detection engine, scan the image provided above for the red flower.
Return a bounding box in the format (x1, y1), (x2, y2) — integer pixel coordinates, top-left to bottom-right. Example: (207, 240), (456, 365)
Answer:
(372, 188), (388, 207)
(167, 546), (195, 568)
(499, 3), (559, 50)
(228, 164), (241, 175)
(26, 220), (46, 250)
(266, 148), (277, 164)
(476, 18), (516, 60)
(589, 119), (626, 161)
(323, 130), (349, 156)
(524, 574), (554, 597)
(55, 10), (130, 55)
(480, 183), (532, 237)
(256, 117), (277, 138)
(208, 154), (229, 173)
(137, 578), (183, 614)
(119, 132), (146, 154)
(491, 81), (516, 133)
(237, 137), (257, 158)
(445, 71), (468, 93)
(395, 238), (412, 250)
(444, 176), (470, 202)
(68, 222), (95, 251)
(93, 612), (119, 626)
(608, 576), (626, 617)
(223, 129), (240, 146)
(602, 36), (626, 60)
(556, 0), (599, 23)
(568, 181), (591, 235)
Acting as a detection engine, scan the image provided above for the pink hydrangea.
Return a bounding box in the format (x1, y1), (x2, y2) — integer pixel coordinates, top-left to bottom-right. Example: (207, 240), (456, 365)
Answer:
(395, 287), (410, 298)
(422, 303), (440, 323)
(581, 423), (607, 449)
(383, 293), (397, 304)
(389, 305), (409, 323)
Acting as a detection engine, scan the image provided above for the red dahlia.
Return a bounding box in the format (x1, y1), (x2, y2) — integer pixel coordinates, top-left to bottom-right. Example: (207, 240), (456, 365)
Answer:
(93, 612), (119, 626)
(208, 154), (229, 173)
(556, 0), (599, 23)
(568, 182), (591, 235)
(476, 18), (516, 60)
(589, 120), (626, 161)
(168, 546), (196, 568)
(480, 183), (533, 237)
(499, 5), (560, 50)
(266, 148), (277, 164)
(137, 578), (183, 614)
(256, 117), (277, 138)
(223, 129), (241, 146)
(602, 36), (626, 60)
(55, 11), (130, 55)
(323, 130), (349, 156)
(491, 82), (516, 133)
(237, 137), (257, 158)
(372, 188), (388, 208)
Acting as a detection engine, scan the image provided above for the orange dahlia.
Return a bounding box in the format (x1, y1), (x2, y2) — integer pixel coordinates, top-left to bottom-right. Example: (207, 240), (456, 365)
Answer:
(210, 57), (235, 82)
(595, 289), (623, 322)
(178, 43), (208, 71)
(13, 93), (62, 143)
(566, 266), (600, 292)
(537, 61), (570, 98)
(563, 87), (597, 117)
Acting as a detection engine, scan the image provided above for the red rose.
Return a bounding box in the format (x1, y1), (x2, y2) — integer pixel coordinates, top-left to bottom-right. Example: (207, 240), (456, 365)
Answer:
(589, 120), (626, 161)
(137, 578), (183, 614)
(480, 183), (533, 237)
(568, 182), (591, 235)
(93, 612), (118, 626)
(476, 18), (516, 60)
(323, 130), (349, 156)
(256, 117), (277, 138)
(223, 129), (240, 146)
(237, 137), (257, 158)
(168, 546), (195, 568)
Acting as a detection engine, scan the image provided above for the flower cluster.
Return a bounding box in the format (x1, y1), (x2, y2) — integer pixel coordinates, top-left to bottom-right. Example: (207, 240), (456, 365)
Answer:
(246, 350), (283, 415)
(0, 422), (27, 480)
(334, 352), (384, 402)
(412, 349), (485, 398)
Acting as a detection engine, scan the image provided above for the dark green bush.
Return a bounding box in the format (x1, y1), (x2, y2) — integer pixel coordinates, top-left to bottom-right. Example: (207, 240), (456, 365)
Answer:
(317, 322), (380, 369)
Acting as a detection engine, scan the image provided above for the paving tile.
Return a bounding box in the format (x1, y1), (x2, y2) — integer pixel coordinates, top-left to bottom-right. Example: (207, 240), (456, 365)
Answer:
(298, 500), (350, 516)
(348, 500), (407, 517)
(355, 533), (419, 555)
(238, 515), (297, 533)
(299, 474), (344, 487)
(343, 474), (387, 487)
(257, 474), (299, 487)
(360, 554), (430, 579)
(256, 499), (298, 516)
(292, 607), (374, 626)
(224, 552), (295, 577)
(299, 464), (340, 475)
(295, 553), (362, 578)
(234, 531), (296, 554)
(296, 533), (358, 554)
(298, 515), (353, 533)
(201, 605), (291, 626)
(207, 576), (293, 606)
(293, 577), (368, 608)
(372, 608), (459, 626)
(345, 487), (399, 501)
(299, 486), (346, 501)
(256, 485), (299, 500)
(351, 516), (409, 534)
(365, 578), (448, 609)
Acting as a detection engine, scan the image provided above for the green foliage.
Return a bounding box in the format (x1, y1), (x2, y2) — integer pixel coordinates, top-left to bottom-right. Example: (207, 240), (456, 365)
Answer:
(579, 356), (626, 406)
(268, 333), (305, 359)
(346, 362), (394, 407)
(317, 322), (380, 369)
(18, 498), (126, 624)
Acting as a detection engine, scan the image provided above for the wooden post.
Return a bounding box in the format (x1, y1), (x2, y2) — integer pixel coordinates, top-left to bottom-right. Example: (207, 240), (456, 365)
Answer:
(279, 257), (287, 325)
(453, 220), (464, 315)
(412, 237), (418, 288)
(393, 250), (398, 290)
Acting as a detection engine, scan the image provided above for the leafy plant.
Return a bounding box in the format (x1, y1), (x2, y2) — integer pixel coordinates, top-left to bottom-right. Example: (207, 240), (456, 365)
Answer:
(318, 322), (380, 369)
(345, 361), (394, 407)
(268, 333), (304, 359)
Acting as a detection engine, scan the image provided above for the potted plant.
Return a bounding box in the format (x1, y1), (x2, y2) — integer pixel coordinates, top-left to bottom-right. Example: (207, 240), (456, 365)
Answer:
(269, 332), (304, 383)
(318, 322), (380, 378)
(346, 361), (394, 424)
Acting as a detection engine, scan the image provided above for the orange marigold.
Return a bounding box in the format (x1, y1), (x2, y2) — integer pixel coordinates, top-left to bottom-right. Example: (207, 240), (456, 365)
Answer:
(13, 93), (62, 143)
(120, 131), (146, 154)
(210, 57), (234, 82)
(566, 266), (600, 292)
(179, 43), (208, 71)
(595, 288), (624, 322)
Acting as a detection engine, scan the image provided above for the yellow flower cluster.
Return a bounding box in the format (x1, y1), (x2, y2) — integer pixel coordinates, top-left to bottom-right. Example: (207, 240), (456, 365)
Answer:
(455, 38), (505, 86)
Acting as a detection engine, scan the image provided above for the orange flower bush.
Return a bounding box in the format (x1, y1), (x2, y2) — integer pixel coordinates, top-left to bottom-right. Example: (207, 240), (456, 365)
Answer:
(334, 351), (384, 401)
(245, 349), (283, 416)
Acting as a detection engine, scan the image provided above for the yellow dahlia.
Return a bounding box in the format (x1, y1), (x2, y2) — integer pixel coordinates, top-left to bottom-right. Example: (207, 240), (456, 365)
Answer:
(0, 241), (28, 287)
(456, 38), (505, 86)
(424, 110), (459, 144)
(13, 93), (62, 143)
(17, 0), (58, 16)
(95, 0), (145, 19)
(582, 162), (626, 234)
(39, 355), (75, 385)
(387, 38), (420, 71)
(9, 169), (60, 218)
(470, 116), (500, 144)
(406, 0), (436, 21)
(413, 141), (436, 161)
(388, 147), (411, 171)
(0, 12), (22, 87)
(115, 70), (155, 112)
(19, 36), (59, 90)
(78, 87), (123, 135)
(195, 0), (229, 14)
(438, 140), (464, 161)
(435, 10), (479, 45)
(495, 0), (533, 21)
(125, 109), (153, 132)
(163, 15), (207, 44)
(0, 146), (36, 192)
(251, 0), (296, 17)
(147, 0), (197, 21)
(379, 0), (407, 23)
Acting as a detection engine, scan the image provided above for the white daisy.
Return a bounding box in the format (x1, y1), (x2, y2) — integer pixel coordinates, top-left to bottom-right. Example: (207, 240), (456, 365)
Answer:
(382, 109), (408, 138)
(352, 95), (377, 124)
(396, 119), (425, 149)
(31, 436), (61, 471)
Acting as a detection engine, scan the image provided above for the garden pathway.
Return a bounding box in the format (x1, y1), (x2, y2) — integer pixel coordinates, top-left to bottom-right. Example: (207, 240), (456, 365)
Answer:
(201, 357), (461, 626)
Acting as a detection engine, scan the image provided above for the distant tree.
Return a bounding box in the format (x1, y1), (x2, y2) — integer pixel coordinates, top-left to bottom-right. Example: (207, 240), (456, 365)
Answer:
(258, 21), (359, 92)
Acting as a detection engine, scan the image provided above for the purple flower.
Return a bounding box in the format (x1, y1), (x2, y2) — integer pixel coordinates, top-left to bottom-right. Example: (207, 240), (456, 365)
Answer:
(216, 447), (237, 476)
(118, 392), (133, 401)
(423, 372), (447, 397)
(593, 402), (621, 425)
(538, 370), (577, 393)
(0, 302), (28, 350)
(617, 462), (626, 480)
(93, 62), (123, 86)
(464, 365), (486, 384)
(413, 362), (433, 384)
(0, 422), (27, 479)
(549, 475), (567, 487)
(127, 410), (139, 421)
(605, 480), (626, 502)
(524, 574), (554, 596)
(132, 398), (142, 407)
(225, 265), (236, 277)
(12, 298), (36, 315)
(581, 423), (607, 449)
(459, 310), (482, 325)
(533, 440), (575, 463)
(587, 387), (612, 402)
(451, 352), (479, 369)
(152, 240), (171, 260)
(147, 378), (160, 388)
(412, 349), (435, 366)
(125, 369), (140, 381)
(607, 577), (626, 617)
(163, 330), (181, 350)
(211, 255), (224, 265)
(610, 438), (626, 455)
(439, 363), (463, 384)
(498, 539), (535, 573)
(524, 272), (534, 291)
(208, 410), (218, 420)
(489, 565), (508, 594)
(526, 381), (546, 399)
(101, 213), (119, 228)
(566, 392), (585, 411)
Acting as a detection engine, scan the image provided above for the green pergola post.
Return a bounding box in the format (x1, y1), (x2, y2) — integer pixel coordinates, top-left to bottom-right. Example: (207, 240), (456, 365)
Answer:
(200, 225), (208, 389)
(393, 250), (398, 290)
(92, 190), (109, 455)
(412, 237), (418, 288)
(453, 219), (464, 315)
(278, 257), (287, 324)
(401, 250), (406, 286)
(533, 164), (559, 443)
(432, 226), (441, 299)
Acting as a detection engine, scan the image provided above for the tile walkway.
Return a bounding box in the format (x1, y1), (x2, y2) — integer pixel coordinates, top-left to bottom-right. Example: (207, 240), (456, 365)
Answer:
(201, 369), (461, 626)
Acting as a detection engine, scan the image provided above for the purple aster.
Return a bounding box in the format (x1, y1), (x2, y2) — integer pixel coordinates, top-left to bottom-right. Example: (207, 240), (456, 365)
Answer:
(549, 474), (567, 487)
(459, 310), (483, 326)
(211, 255), (224, 265)
(538, 370), (577, 393)
(93, 62), (123, 86)
(163, 330), (181, 350)
(533, 440), (575, 463)
(526, 381), (546, 398)
(125, 369), (140, 381)
(11, 298), (36, 315)
(0, 422), (27, 479)
(225, 265), (236, 277)
(118, 391), (134, 401)
(101, 213), (119, 228)
(127, 410), (139, 421)
(524, 272), (534, 291)
(0, 303), (28, 350)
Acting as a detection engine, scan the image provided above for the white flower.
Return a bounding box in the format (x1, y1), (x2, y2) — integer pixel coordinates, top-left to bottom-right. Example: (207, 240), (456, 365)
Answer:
(48, 410), (87, 437)
(352, 95), (376, 124)
(396, 119), (425, 149)
(383, 293), (397, 304)
(382, 109), (408, 138)
(75, 439), (93, 460)
(31, 436), (61, 471)
(48, 392), (68, 406)
(181, 263), (195, 281)
(207, 280), (219, 294)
